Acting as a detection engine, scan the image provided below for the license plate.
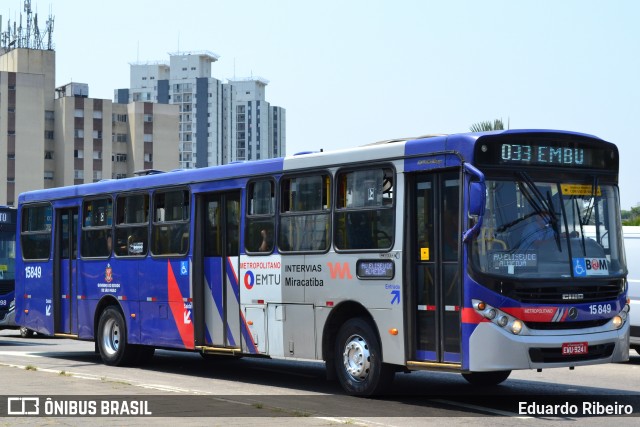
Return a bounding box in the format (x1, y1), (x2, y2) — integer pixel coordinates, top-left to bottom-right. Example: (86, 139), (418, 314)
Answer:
(562, 342), (588, 356)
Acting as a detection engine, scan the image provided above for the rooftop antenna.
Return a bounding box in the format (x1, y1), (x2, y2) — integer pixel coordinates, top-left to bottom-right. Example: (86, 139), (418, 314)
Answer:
(1, 0), (54, 52)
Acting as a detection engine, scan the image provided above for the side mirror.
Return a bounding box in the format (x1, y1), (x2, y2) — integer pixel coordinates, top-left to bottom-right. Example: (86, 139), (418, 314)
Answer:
(462, 163), (486, 243)
(469, 181), (485, 217)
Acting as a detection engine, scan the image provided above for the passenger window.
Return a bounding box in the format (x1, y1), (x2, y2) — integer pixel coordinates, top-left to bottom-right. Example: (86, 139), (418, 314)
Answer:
(115, 193), (149, 257)
(334, 168), (394, 250)
(279, 174), (330, 252)
(81, 198), (113, 258)
(21, 204), (52, 260)
(151, 189), (190, 256)
(245, 180), (275, 254)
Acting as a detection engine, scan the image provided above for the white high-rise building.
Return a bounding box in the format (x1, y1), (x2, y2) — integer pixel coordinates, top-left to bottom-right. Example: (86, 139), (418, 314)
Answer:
(223, 78), (285, 164)
(117, 51), (286, 168)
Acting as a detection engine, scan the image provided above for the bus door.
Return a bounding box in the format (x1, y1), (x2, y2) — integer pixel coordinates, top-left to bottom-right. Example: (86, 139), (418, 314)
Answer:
(193, 191), (241, 349)
(53, 207), (78, 335)
(409, 171), (461, 364)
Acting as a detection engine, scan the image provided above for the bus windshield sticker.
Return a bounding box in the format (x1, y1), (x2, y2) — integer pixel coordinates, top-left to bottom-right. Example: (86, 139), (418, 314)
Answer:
(560, 184), (602, 197)
(572, 258), (609, 277)
(420, 248), (430, 261)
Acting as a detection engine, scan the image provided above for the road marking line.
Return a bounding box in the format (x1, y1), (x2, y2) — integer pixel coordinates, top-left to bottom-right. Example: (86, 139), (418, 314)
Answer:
(0, 351), (39, 357)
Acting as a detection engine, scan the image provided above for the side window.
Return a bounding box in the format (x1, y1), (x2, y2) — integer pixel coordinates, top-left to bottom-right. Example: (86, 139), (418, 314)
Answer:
(334, 167), (394, 250)
(245, 180), (275, 254)
(152, 189), (190, 256)
(81, 198), (113, 258)
(115, 193), (149, 257)
(279, 173), (330, 252)
(21, 204), (52, 260)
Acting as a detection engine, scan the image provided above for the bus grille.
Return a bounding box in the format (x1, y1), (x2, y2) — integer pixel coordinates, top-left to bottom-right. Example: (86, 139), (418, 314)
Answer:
(524, 319), (609, 330)
(529, 343), (614, 363)
(510, 282), (622, 304)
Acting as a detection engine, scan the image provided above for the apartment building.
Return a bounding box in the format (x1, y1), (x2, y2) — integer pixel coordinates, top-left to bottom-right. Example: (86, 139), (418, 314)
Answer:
(0, 48), (178, 206)
(54, 83), (178, 185)
(117, 51), (286, 168)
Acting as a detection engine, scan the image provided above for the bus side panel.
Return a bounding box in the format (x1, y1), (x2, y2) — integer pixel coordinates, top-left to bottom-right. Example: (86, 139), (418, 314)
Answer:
(304, 252), (406, 366)
(239, 254), (284, 355)
(20, 261), (54, 335)
(77, 299), (98, 339)
(138, 258), (194, 349)
(78, 258), (141, 340)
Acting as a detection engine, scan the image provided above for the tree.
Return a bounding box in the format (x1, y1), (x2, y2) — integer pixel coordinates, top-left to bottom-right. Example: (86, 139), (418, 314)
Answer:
(470, 119), (505, 132)
(622, 206), (640, 226)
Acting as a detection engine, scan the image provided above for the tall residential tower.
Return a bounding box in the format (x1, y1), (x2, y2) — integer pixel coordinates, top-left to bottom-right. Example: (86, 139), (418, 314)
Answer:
(117, 51), (286, 168)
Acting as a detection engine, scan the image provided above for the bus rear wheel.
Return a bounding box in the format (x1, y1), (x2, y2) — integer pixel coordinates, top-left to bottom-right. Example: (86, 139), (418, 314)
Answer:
(334, 318), (394, 396)
(462, 370), (511, 386)
(97, 306), (137, 366)
(19, 326), (34, 338)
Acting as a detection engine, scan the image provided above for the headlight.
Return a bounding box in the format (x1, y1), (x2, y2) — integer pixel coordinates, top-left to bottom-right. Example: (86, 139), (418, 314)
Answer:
(497, 315), (509, 327)
(612, 315), (623, 329)
(510, 320), (523, 335)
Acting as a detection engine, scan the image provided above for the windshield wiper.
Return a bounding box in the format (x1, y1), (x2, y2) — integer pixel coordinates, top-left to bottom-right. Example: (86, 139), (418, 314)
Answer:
(516, 172), (561, 250)
(574, 197), (587, 255)
(582, 175), (599, 225)
(496, 211), (536, 233)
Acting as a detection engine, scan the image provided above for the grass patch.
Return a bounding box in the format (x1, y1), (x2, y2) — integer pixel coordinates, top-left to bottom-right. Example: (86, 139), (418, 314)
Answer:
(24, 365), (37, 371)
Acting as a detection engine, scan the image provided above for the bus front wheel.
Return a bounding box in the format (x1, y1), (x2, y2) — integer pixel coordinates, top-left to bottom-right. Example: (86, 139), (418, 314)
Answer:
(462, 370), (511, 386)
(334, 318), (394, 396)
(97, 307), (137, 366)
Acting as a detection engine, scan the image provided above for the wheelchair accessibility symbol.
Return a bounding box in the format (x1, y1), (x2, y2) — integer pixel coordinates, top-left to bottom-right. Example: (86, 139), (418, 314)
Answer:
(573, 258), (586, 277)
(180, 261), (189, 276)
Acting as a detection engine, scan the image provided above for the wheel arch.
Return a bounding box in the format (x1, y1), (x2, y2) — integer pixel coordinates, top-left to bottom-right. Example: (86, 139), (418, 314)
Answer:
(321, 300), (383, 363)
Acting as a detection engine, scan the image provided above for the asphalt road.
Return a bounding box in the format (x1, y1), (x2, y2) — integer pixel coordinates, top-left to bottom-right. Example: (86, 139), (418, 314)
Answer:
(0, 329), (639, 425)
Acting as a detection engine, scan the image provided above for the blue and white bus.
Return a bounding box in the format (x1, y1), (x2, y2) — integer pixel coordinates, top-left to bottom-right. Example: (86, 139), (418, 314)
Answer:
(15, 130), (629, 395)
(0, 207), (17, 331)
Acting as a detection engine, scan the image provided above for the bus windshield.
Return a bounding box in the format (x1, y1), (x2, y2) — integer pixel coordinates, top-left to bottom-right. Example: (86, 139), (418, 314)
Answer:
(471, 175), (625, 279)
(0, 229), (15, 281)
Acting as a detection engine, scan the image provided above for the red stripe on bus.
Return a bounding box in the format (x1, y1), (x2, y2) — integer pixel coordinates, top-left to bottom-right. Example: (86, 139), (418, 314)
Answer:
(167, 261), (194, 349)
(502, 307), (558, 322)
(461, 308), (486, 324)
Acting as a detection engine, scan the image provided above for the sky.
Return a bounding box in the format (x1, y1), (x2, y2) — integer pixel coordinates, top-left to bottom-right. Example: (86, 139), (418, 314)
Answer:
(3, 0), (640, 208)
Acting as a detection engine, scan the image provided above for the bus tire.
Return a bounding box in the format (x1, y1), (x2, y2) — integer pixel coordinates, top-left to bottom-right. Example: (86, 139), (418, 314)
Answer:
(97, 306), (137, 366)
(19, 326), (34, 338)
(462, 370), (511, 386)
(334, 318), (394, 396)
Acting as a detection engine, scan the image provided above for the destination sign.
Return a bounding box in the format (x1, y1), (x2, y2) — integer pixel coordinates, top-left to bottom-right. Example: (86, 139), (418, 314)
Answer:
(474, 136), (617, 170)
(356, 260), (394, 280)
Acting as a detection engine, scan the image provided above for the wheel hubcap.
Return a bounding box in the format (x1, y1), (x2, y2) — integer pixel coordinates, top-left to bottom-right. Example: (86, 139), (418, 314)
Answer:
(102, 317), (120, 356)
(342, 334), (371, 382)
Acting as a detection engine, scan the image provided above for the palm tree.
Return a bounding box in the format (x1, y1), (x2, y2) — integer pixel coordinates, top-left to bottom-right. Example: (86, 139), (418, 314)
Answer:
(470, 118), (505, 132)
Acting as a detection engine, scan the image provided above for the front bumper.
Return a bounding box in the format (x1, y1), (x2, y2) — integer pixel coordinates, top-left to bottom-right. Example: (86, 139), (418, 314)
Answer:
(468, 320), (629, 371)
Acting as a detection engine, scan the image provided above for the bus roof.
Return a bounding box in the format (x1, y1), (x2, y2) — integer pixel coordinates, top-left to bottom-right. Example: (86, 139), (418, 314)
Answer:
(18, 129), (610, 204)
